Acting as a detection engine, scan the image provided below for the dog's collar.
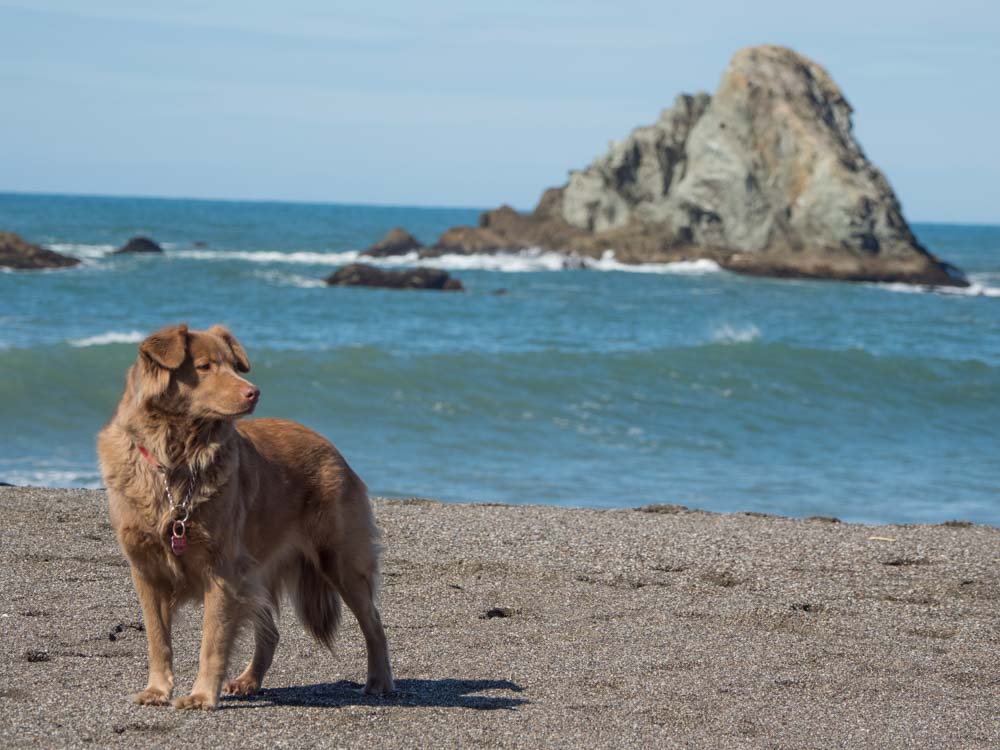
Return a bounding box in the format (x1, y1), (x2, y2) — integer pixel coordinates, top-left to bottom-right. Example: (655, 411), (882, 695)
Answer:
(136, 442), (198, 557)
(137, 444), (165, 473)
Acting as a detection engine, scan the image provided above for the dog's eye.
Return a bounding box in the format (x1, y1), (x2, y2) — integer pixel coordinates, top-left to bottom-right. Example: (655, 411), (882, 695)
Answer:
(196, 362), (211, 372)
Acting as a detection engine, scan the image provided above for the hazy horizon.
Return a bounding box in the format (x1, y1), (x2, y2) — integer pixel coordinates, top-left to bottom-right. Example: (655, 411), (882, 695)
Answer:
(4, 189), (1000, 229)
(1, 1), (998, 223)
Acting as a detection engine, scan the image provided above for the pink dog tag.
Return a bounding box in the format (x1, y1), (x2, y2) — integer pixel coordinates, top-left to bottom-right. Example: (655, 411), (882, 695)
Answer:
(171, 520), (188, 556)
(171, 534), (188, 556)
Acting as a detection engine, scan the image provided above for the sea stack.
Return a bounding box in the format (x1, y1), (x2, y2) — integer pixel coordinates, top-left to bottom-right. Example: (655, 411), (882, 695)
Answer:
(0, 232), (80, 270)
(428, 45), (966, 287)
(362, 227), (423, 257)
(112, 236), (163, 254)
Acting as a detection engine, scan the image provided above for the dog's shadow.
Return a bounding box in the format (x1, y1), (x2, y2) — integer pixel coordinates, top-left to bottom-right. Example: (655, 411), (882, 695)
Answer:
(230, 678), (527, 711)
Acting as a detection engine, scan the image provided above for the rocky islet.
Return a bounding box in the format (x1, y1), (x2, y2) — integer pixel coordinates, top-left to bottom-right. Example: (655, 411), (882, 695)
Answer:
(388, 45), (967, 287)
(326, 263), (463, 291)
(111, 236), (163, 255)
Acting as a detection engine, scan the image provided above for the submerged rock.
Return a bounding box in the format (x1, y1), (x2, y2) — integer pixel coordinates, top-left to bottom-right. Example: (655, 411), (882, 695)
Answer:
(431, 45), (966, 287)
(362, 227), (423, 257)
(112, 236), (163, 255)
(326, 263), (463, 291)
(0, 232), (80, 270)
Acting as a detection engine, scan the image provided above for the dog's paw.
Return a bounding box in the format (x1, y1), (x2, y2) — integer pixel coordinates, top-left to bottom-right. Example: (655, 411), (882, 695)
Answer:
(172, 692), (217, 711)
(363, 674), (395, 696)
(222, 676), (260, 697)
(132, 687), (171, 706)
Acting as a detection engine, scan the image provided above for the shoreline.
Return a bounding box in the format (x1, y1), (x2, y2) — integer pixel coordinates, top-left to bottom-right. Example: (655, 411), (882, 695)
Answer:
(2, 486), (999, 747)
(1, 483), (996, 531)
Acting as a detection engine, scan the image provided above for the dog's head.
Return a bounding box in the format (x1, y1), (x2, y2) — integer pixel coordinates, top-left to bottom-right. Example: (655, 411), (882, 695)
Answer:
(132, 323), (260, 420)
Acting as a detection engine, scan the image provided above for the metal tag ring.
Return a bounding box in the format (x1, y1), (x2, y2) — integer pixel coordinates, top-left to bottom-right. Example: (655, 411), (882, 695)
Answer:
(172, 520), (187, 538)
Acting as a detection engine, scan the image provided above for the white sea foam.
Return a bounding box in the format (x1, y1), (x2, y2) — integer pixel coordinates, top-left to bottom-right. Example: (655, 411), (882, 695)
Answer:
(873, 276), (1000, 298)
(588, 251), (722, 274)
(168, 247), (725, 274)
(0, 468), (102, 489)
(171, 247), (571, 271)
(390, 249), (723, 273)
(939, 277), (1000, 297)
(48, 243), (116, 260)
(712, 324), (761, 344)
(403, 249), (573, 272)
(173, 249), (361, 265)
(252, 270), (326, 288)
(69, 330), (145, 347)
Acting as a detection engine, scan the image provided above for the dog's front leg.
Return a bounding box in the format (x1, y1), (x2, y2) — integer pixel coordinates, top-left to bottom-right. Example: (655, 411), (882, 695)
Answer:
(130, 568), (174, 706)
(173, 575), (240, 710)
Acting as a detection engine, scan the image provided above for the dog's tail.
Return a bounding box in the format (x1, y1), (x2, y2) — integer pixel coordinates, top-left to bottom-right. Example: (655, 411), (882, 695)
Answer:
(291, 550), (342, 649)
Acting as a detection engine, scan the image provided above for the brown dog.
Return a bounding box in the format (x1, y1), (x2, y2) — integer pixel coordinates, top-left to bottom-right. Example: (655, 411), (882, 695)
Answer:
(98, 323), (394, 709)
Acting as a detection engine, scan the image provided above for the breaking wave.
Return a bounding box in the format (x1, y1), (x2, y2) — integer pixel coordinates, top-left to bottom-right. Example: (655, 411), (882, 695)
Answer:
(251, 269), (327, 288)
(47, 243), (116, 260)
(872, 273), (1000, 298)
(169, 247), (723, 274)
(69, 330), (145, 347)
(711, 324), (761, 344)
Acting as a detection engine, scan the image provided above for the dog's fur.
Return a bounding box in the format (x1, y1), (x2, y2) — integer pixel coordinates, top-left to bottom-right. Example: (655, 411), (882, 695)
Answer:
(98, 323), (393, 709)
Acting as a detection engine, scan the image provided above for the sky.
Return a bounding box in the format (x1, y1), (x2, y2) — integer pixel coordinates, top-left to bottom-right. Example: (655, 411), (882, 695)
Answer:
(0, 1), (997, 222)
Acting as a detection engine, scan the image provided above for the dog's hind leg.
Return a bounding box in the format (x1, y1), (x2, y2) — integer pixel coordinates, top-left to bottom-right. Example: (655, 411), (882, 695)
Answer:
(223, 600), (278, 697)
(335, 555), (395, 695)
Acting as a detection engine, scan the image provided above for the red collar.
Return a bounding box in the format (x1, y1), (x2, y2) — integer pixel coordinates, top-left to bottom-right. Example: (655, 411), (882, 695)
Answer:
(137, 444), (164, 471)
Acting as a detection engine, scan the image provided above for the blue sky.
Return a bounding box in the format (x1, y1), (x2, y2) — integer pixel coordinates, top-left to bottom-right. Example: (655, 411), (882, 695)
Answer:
(0, 1), (997, 222)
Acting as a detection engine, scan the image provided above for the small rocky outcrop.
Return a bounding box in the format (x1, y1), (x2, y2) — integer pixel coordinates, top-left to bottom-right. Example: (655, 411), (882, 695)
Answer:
(0, 232), (80, 270)
(112, 236), (163, 255)
(422, 226), (507, 257)
(427, 45), (966, 287)
(362, 228), (423, 257)
(326, 263), (463, 291)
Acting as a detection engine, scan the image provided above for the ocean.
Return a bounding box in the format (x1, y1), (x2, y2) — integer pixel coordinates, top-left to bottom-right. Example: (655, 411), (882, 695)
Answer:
(1, 192), (998, 525)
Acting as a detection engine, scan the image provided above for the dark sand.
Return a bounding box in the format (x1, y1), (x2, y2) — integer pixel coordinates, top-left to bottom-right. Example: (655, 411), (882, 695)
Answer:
(1, 487), (999, 748)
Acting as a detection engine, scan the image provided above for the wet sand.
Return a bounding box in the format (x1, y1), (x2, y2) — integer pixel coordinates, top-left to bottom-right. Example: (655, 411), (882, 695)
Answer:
(1, 487), (998, 748)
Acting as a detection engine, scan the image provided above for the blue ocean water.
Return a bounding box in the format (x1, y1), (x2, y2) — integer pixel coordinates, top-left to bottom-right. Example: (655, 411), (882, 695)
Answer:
(1, 192), (998, 524)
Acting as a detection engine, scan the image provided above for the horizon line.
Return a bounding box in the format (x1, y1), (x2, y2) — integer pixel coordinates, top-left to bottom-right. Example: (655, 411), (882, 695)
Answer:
(1, 188), (997, 228)
(0, 188), (510, 215)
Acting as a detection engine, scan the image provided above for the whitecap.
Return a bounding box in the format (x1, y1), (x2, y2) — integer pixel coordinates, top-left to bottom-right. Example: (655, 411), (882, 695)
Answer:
(0, 468), (102, 488)
(252, 270), (326, 288)
(47, 243), (116, 260)
(712, 324), (761, 344)
(385, 248), (723, 274)
(69, 330), (145, 347)
(588, 251), (722, 274)
(172, 249), (362, 265)
(403, 249), (573, 272)
(873, 276), (1000, 298)
(168, 246), (725, 274)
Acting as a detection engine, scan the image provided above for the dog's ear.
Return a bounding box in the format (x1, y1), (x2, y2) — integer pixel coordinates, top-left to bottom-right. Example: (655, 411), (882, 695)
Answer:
(140, 324), (189, 370)
(208, 324), (251, 373)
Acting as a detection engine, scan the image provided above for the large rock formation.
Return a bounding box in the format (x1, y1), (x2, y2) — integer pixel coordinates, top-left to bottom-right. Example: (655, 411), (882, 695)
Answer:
(0, 232), (80, 270)
(326, 263), (463, 291)
(362, 228), (423, 257)
(112, 236), (163, 255)
(425, 45), (966, 286)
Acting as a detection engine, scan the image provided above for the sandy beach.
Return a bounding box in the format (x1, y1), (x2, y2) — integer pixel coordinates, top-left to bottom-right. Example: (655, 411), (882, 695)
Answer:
(1, 486), (998, 748)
